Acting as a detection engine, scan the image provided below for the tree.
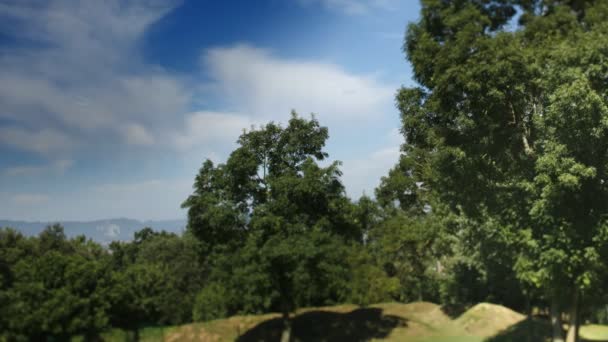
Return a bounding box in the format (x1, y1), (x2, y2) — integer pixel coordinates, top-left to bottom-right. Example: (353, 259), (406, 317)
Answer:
(182, 112), (358, 341)
(374, 142), (448, 304)
(400, 1), (608, 341)
(108, 228), (205, 337)
(1, 225), (111, 341)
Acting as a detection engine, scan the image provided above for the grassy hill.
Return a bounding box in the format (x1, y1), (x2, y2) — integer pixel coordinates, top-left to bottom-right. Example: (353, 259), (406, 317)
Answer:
(97, 302), (608, 342)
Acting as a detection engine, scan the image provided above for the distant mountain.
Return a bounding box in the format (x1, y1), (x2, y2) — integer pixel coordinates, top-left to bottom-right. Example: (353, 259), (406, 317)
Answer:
(0, 218), (187, 245)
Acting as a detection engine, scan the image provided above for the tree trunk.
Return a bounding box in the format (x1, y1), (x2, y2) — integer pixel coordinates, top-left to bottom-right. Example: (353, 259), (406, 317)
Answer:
(280, 309), (291, 342)
(551, 296), (565, 342)
(278, 273), (292, 342)
(526, 295), (532, 342)
(565, 290), (579, 342)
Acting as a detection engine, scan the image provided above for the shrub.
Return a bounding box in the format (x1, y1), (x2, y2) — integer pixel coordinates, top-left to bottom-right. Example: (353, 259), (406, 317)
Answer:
(193, 283), (230, 321)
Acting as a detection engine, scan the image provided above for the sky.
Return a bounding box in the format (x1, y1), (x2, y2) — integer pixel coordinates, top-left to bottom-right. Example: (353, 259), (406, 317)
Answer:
(0, 0), (420, 221)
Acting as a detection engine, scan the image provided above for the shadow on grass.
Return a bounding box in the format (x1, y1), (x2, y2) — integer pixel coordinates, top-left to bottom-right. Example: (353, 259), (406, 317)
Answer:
(441, 304), (468, 320)
(236, 307), (407, 342)
(486, 317), (551, 342)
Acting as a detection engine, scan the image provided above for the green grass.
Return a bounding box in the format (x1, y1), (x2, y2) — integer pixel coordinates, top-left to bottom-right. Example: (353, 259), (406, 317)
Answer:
(411, 337), (485, 342)
(73, 326), (179, 342)
(580, 324), (608, 341)
(137, 302), (511, 342)
(88, 303), (608, 342)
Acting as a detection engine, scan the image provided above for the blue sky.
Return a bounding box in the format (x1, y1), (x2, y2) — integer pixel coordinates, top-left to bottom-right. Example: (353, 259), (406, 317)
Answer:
(0, 0), (420, 221)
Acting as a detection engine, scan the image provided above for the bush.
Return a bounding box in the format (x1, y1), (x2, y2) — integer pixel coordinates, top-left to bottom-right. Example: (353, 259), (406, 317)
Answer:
(193, 283), (230, 321)
(345, 248), (399, 306)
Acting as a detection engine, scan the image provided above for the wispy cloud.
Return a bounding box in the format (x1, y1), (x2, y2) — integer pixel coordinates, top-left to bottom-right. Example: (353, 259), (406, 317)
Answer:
(170, 44), (395, 151)
(341, 128), (401, 198)
(0, 0), (189, 154)
(0, 2), (402, 220)
(122, 123), (156, 146)
(172, 111), (251, 150)
(4, 159), (74, 176)
(297, 0), (396, 15)
(203, 44), (394, 124)
(11, 193), (50, 206)
(0, 127), (74, 154)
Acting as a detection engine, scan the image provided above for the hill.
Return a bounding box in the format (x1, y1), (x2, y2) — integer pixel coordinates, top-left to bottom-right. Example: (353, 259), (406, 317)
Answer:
(455, 303), (525, 338)
(103, 302), (538, 342)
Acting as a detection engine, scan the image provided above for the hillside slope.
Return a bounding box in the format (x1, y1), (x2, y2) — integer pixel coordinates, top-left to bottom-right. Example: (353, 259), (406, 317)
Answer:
(129, 302), (530, 342)
(455, 303), (525, 338)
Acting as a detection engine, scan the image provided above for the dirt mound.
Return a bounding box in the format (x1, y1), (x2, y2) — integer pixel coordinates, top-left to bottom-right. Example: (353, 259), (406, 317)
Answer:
(455, 302), (525, 337)
(369, 301), (464, 340)
(163, 302), (527, 341)
(401, 301), (443, 313)
(374, 301), (450, 324)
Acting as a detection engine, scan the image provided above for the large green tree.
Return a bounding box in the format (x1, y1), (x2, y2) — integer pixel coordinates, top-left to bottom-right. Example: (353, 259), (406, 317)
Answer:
(182, 112), (358, 341)
(400, 1), (608, 341)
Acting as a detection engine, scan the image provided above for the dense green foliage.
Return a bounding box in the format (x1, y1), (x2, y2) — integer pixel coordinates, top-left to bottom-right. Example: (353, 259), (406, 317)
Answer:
(0, 226), (204, 341)
(182, 113), (372, 341)
(395, 0), (608, 340)
(1, 225), (111, 341)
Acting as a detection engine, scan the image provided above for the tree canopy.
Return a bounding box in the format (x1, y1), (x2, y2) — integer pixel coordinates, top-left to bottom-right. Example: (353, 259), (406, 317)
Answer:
(398, 1), (608, 340)
(182, 112), (361, 341)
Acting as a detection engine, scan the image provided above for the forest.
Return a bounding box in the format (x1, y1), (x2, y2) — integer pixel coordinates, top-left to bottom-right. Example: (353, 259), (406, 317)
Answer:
(3, 0), (608, 341)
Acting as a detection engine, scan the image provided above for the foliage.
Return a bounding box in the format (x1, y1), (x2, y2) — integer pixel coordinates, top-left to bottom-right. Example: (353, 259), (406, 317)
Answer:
(0, 225), (204, 341)
(193, 282), (230, 321)
(396, 0), (608, 339)
(0, 226), (111, 341)
(108, 228), (205, 330)
(182, 112), (358, 322)
(344, 246), (400, 306)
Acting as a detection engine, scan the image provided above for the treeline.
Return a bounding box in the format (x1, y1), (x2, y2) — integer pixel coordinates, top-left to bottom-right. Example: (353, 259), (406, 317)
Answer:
(0, 225), (203, 340)
(0, 194), (527, 340)
(0, 115), (512, 340)
(3, 115), (608, 342)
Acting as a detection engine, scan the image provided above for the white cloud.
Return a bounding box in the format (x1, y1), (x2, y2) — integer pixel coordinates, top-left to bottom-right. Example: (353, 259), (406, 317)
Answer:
(0, 0), (394, 157)
(0, 0), (189, 154)
(4, 159), (74, 176)
(12, 193), (50, 206)
(341, 130), (402, 198)
(167, 45), (396, 155)
(96, 223), (120, 239)
(0, 127), (73, 154)
(54, 159), (74, 172)
(298, 0), (396, 14)
(172, 111), (252, 149)
(123, 123), (155, 146)
(203, 45), (394, 124)
(0, 2), (403, 221)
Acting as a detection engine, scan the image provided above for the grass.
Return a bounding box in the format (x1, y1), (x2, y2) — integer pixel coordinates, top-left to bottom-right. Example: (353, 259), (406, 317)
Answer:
(455, 303), (525, 338)
(580, 324), (608, 341)
(93, 303), (608, 342)
(96, 326), (179, 342)
(410, 337), (485, 342)
(71, 326), (181, 342)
